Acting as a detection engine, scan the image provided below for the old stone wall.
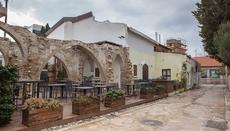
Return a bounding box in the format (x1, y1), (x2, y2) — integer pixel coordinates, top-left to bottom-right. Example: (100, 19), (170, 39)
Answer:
(0, 22), (132, 84)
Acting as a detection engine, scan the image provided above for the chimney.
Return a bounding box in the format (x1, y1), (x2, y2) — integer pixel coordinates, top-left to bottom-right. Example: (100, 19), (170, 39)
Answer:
(155, 32), (158, 42)
(159, 34), (161, 44)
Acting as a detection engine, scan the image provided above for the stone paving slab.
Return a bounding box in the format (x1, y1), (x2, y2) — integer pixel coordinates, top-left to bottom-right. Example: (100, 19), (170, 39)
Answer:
(48, 84), (228, 131)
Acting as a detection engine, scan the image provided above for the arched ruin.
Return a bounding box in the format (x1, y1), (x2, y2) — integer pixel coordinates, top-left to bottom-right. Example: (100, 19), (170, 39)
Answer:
(0, 22), (133, 84)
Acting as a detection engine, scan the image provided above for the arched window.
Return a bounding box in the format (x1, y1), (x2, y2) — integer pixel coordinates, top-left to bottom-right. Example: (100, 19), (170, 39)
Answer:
(133, 65), (137, 76)
(95, 68), (100, 77)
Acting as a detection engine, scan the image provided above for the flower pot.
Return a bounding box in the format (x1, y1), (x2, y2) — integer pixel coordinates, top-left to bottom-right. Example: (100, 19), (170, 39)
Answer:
(140, 88), (155, 99)
(104, 97), (125, 108)
(22, 106), (63, 127)
(72, 99), (100, 115)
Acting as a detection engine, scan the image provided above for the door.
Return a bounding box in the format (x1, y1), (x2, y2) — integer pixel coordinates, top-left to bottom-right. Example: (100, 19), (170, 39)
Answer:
(142, 64), (149, 81)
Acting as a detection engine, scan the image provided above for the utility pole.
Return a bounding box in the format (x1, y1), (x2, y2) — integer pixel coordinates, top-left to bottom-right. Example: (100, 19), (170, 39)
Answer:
(3, 0), (8, 37)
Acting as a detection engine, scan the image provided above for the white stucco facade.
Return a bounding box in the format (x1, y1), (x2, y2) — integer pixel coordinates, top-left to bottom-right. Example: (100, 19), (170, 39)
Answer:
(47, 15), (156, 80)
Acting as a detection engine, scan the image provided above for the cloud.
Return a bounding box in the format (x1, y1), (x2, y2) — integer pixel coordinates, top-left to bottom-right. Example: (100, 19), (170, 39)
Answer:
(4, 0), (204, 56)
(7, 8), (44, 26)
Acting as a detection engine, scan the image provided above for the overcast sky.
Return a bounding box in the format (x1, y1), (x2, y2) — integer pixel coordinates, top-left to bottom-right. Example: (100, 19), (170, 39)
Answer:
(2, 0), (205, 56)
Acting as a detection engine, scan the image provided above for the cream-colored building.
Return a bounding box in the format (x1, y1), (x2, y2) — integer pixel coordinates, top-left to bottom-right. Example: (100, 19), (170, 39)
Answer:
(46, 12), (156, 81)
(46, 12), (199, 88)
(154, 52), (200, 88)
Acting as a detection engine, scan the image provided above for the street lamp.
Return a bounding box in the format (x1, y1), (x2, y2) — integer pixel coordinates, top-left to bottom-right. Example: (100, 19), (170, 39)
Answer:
(4, 0), (8, 37)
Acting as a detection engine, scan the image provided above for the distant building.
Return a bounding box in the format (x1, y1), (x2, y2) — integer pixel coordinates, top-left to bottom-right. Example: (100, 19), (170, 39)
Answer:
(166, 38), (187, 54)
(193, 56), (224, 78)
(154, 44), (172, 53)
(26, 24), (43, 34)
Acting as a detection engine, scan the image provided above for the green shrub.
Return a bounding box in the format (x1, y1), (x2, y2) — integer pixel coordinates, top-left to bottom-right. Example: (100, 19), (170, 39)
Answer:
(140, 86), (155, 93)
(22, 98), (61, 111)
(0, 65), (19, 125)
(155, 85), (165, 92)
(73, 96), (98, 105)
(106, 88), (125, 99)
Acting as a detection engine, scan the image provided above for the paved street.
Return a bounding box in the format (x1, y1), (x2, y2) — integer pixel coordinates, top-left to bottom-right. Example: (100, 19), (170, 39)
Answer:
(56, 85), (228, 131)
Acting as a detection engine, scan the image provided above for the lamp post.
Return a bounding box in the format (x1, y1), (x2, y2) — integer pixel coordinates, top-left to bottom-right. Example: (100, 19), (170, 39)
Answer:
(3, 0), (8, 37)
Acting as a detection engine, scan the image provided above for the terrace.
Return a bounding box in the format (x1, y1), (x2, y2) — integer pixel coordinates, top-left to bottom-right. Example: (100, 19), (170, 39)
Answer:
(1, 79), (182, 131)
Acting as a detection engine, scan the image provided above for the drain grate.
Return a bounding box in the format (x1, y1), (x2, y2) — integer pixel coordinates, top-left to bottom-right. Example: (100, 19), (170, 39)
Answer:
(104, 113), (118, 119)
(141, 120), (163, 126)
(206, 120), (228, 130)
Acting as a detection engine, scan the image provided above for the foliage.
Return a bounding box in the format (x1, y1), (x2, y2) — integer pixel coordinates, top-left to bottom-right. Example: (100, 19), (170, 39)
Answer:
(73, 96), (98, 105)
(213, 22), (230, 66)
(192, 0), (230, 60)
(106, 88), (125, 99)
(23, 98), (61, 111)
(141, 86), (156, 93)
(182, 63), (187, 71)
(154, 85), (165, 92)
(180, 77), (187, 89)
(40, 23), (50, 34)
(57, 69), (67, 80)
(0, 65), (19, 125)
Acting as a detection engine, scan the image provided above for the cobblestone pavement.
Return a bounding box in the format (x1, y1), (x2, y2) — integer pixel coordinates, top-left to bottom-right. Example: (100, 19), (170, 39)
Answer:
(54, 85), (227, 131)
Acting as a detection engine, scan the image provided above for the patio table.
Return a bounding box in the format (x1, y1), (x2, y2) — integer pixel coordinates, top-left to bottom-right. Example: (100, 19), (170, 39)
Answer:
(16, 80), (45, 102)
(73, 86), (95, 96)
(48, 83), (66, 98)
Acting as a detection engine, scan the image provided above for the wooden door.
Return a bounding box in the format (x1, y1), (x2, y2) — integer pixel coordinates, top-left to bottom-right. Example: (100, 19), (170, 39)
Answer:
(143, 64), (149, 81)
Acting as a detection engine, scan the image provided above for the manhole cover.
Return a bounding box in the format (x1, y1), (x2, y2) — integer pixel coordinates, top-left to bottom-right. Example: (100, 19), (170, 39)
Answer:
(104, 113), (118, 119)
(206, 120), (228, 130)
(141, 120), (163, 126)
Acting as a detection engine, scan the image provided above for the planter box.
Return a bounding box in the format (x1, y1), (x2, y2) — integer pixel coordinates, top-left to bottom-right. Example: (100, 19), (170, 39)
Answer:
(22, 106), (63, 127)
(140, 89), (155, 99)
(157, 93), (168, 99)
(72, 99), (100, 115)
(152, 80), (176, 93)
(104, 97), (125, 108)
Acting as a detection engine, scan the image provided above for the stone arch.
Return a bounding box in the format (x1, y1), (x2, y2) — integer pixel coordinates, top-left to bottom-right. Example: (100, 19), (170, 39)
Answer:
(0, 48), (8, 65)
(112, 55), (124, 88)
(40, 55), (70, 82)
(0, 22), (27, 57)
(38, 42), (106, 81)
(82, 56), (94, 77)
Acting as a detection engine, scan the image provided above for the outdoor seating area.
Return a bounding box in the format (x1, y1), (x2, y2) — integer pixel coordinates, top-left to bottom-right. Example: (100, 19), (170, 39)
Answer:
(1, 79), (185, 131)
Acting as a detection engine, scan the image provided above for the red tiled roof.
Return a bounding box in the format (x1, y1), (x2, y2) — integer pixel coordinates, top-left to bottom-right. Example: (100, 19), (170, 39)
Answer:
(193, 56), (224, 67)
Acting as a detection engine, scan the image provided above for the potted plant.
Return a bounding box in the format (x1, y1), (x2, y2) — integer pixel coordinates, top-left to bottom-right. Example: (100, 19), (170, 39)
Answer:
(72, 96), (100, 115)
(155, 85), (168, 99)
(140, 86), (156, 99)
(22, 98), (63, 127)
(104, 89), (125, 108)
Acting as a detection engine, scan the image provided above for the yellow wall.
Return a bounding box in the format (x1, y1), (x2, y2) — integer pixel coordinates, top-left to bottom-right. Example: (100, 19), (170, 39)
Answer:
(129, 48), (155, 80)
(153, 52), (186, 81)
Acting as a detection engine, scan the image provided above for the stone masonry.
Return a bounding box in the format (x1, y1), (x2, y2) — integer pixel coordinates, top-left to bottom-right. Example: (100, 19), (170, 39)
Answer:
(0, 22), (133, 84)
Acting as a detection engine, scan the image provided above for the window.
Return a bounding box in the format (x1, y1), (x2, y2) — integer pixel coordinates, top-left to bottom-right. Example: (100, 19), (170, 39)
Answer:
(162, 69), (171, 80)
(133, 65), (137, 76)
(95, 68), (100, 77)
